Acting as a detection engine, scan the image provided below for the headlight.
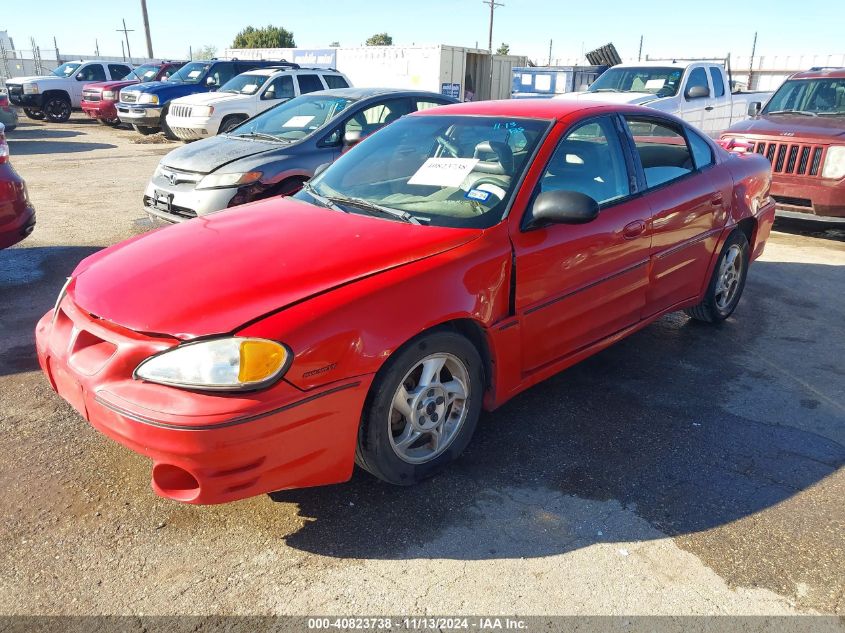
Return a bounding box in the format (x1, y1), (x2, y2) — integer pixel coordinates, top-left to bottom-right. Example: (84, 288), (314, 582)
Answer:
(23, 83), (39, 95)
(138, 93), (159, 105)
(191, 105), (213, 117)
(196, 171), (262, 190)
(152, 162), (165, 179)
(102, 90), (115, 100)
(134, 337), (291, 390)
(821, 146), (845, 180)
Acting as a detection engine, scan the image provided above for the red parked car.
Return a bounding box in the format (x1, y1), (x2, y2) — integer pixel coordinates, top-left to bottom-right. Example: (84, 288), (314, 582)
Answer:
(81, 61), (185, 125)
(721, 67), (845, 222)
(35, 100), (774, 504)
(0, 123), (35, 249)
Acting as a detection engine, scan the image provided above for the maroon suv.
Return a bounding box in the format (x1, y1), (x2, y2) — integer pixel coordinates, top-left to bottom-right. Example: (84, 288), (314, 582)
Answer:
(81, 61), (185, 125)
(0, 123), (35, 249)
(721, 68), (845, 222)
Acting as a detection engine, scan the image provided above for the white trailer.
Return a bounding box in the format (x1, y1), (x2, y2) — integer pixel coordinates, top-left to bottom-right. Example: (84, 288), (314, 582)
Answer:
(224, 45), (526, 101)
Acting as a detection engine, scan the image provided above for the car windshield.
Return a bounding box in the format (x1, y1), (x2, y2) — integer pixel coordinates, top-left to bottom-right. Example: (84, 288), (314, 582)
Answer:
(167, 62), (211, 85)
(219, 74), (269, 95)
(230, 94), (355, 141)
(51, 62), (82, 78)
(589, 66), (683, 97)
(763, 78), (845, 115)
(123, 64), (159, 82)
(296, 115), (550, 229)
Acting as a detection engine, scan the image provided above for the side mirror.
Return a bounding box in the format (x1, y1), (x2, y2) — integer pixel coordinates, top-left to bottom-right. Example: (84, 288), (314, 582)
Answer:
(528, 190), (599, 228)
(685, 85), (710, 99)
(343, 130), (363, 147)
(205, 76), (217, 87)
(747, 101), (762, 117)
(313, 162), (330, 178)
(76, 73), (87, 81)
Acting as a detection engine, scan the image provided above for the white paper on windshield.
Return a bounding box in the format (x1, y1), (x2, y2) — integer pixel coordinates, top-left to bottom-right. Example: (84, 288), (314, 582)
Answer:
(282, 115), (315, 128)
(535, 74), (552, 91)
(645, 78), (665, 90)
(188, 70), (202, 79)
(408, 158), (480, 188)
(521, 73), (532, 85)
(242, 83), (259, 94)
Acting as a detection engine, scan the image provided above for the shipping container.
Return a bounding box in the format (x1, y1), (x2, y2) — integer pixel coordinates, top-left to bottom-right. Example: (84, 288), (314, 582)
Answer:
(225, 45), (527, 100)
(511, 65), (608, 99)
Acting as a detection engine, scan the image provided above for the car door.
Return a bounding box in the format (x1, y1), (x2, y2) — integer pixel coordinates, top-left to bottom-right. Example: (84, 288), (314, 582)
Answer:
(510, 115), (652, 372)
(73, 64), (107, 103)
(678, 66), (712, 132)
(707, 66), (731, 135)
(620, 115), (730, 316)
(258, 75), (295, 114)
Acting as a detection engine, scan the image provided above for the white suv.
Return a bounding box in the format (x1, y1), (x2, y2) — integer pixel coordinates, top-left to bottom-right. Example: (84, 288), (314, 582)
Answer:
(165, 65), (352, 141)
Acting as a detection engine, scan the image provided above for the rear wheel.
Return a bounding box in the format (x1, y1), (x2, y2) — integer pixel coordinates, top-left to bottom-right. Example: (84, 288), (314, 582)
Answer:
(23, 108), (45, 120)
(42, 95), (72, 123)
(685, 230), (750, 323)
(356, 331), (483, 485)
(132, 124), (158, 135)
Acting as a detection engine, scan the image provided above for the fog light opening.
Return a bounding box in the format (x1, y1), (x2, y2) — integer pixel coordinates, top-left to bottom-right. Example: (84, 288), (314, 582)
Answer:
(152, 463), (200, 501)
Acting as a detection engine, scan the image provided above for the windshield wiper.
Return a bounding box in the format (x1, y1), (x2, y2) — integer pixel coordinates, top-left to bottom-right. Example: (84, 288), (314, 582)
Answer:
(591, 88), (621, 93)
(301, 182), (345, 212)
(232, 131), (283, 142)
(766, 110), (819, 117)
(326, 195), (421, 225)
(817, 112), (845, 116)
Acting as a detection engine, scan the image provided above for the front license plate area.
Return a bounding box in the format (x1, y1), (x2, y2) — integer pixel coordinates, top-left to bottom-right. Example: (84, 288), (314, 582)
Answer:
(150, 190), (174, 213)
(50, 360), (87, 417)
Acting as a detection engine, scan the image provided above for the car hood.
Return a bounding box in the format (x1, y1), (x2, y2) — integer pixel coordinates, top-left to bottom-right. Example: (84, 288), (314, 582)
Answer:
(84, 79), (139, 92)
(160, 133), (286, 173)
(725, 114), (845, 141)
(70, 197), (480, 338)
(6, 75), (57, 84)
(555, 91), (660, 105)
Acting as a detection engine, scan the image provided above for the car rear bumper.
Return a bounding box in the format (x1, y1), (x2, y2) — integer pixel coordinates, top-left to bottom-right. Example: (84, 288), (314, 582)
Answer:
(771, 174), (845, 220)
(0, 164), (36, 249)
(81, 100), (118, 120)
(166, 116), (217, 140)
(116, 104), (162, 127)
(35, 301), (372, 504)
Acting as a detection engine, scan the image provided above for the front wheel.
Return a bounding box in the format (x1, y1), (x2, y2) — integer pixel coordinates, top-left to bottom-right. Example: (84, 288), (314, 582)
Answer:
(356, 331), (484, 485)
(685, 230), (750, 323)
(132, 124), (158, 135)
(23, 108), (45, 120)
(42, 96), (72, 123)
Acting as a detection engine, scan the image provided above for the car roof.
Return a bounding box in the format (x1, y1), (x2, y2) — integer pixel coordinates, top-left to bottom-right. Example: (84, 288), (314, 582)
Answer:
(309, 87), (446, 100)
(791, 67), (845, 80)
(409, 98), (632, 121)
(243, 67), (342, 77)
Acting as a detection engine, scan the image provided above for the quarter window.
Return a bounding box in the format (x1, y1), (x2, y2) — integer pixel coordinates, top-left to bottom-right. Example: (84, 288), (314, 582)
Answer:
(108, 64), (132, 79)
(323, 75), (349, 89)
(709, 67), (725, 97)
(624, 118), (694, 188)
(297, 74), (325, 94)
(538, 117), (630, 205)
(687, 128), (714, 169)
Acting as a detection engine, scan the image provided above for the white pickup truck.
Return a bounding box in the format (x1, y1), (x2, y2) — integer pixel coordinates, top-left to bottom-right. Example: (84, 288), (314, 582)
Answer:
(555, 61), (773, 137)
(7, 60), (134, 123)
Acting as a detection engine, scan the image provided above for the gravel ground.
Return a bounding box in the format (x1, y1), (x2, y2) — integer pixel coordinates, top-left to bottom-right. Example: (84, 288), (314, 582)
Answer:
(0, 115), (842, 617)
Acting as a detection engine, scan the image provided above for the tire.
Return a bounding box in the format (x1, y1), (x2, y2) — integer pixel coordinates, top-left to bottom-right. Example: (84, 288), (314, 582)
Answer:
(23, 108), (45, 121)
(132, 124), (158, 135)
(684, 230), (750, 323)
(98, 118), (121, 127)
(160, 105), (178, 140)
(356, 330), (484, 485)
(42, 95), (72, 123)
(219, 115), (246, 134)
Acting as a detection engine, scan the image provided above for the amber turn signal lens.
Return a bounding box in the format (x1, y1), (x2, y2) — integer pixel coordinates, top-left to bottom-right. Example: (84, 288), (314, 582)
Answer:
(238, 340), (288, 384)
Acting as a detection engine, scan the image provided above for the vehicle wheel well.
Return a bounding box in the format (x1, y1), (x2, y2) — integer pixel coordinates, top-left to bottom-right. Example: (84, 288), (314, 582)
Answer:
(268, 175), (308, 197)
(221, 113), (248, 126)
(736, 217), (756, 250)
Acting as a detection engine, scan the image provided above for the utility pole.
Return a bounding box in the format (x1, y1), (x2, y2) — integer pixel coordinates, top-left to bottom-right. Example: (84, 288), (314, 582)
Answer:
(95, 39), (99, 56)
(638, 35), (643, 62)
(548, 39), (553, 66)
(482, 0), (504, 99)
(116, 19), (134, 61)
(140, 0), (154, 58)
(748, 31), (758, 90)
(121, 40), (126, 62)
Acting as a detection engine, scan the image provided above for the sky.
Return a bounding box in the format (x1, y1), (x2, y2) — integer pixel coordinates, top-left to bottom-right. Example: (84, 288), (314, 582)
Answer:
(3, 0), (843, 64)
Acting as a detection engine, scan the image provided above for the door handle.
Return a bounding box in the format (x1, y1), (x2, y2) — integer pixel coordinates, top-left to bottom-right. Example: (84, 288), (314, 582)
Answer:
(623, 220), (646, 239)
(705, 106), (714, 111)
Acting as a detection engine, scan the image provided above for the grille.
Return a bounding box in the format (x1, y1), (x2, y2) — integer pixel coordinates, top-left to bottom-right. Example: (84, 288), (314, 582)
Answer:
(754, 141), (825, 177)
(143, 195), (198, 220)
(772, 195), (813, 208)
(169, 104), (192, 118)
(8, 85), (22, 96)
(121, 91), (138, 104)
(82, 91), (101, 102)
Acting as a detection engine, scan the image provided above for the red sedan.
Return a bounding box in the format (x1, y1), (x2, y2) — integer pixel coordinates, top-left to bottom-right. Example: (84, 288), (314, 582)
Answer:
(0, 123), (36, 249)
(35, 100), (775, 504)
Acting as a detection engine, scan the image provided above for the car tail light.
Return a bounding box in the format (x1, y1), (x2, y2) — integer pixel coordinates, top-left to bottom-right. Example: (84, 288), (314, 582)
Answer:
(0, 130), (8, 164)
(0, 94), (8, 107)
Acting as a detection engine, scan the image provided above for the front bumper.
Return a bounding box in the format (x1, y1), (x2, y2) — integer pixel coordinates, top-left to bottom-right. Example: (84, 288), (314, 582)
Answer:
(770, 172), (845, 221)
(142, 176), (240, 223)
(81, 100), (118, 121)
(35, 297), (372, 504)
(166, 115), (218, 141)
(116, 104), (162, 128)
(8, 92), (43, 109)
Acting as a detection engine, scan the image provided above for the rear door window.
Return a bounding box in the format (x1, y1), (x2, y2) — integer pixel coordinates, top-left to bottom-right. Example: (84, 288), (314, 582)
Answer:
(297, 74), (326, 94)
(108, 64), (132, 80)
(709, 67), (725, 97)
(323, 75), (349, 89)
(624, 117), (695, 188)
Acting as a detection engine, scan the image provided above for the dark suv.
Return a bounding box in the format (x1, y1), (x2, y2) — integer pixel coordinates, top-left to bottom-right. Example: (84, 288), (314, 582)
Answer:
(117, 59), (285, 137)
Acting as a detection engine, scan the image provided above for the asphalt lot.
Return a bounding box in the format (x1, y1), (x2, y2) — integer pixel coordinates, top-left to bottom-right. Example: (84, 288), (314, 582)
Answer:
(0, 115), (843, 616)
